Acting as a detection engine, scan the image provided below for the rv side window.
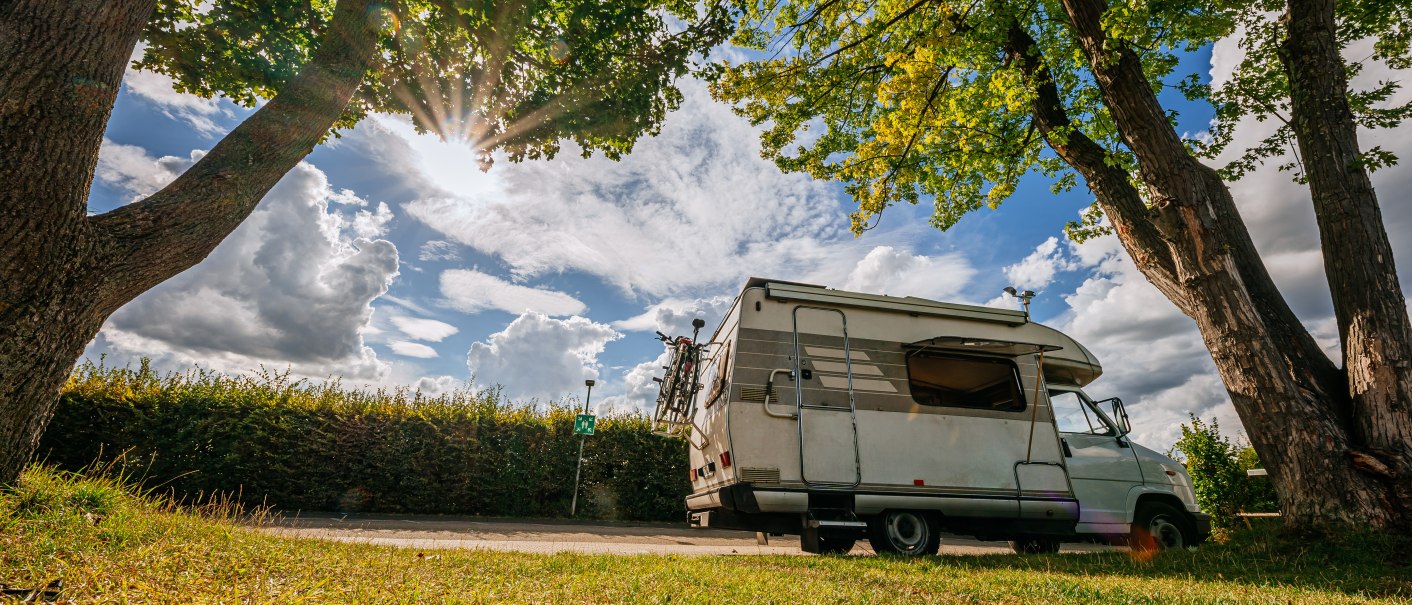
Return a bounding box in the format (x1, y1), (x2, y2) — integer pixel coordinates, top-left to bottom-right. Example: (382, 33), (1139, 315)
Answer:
(905, 355), (1025, 412)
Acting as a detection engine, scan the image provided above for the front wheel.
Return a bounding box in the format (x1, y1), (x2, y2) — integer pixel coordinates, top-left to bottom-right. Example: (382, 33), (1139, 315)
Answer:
(1131, 501), (1195, 552)
(867, 510), (940, 556)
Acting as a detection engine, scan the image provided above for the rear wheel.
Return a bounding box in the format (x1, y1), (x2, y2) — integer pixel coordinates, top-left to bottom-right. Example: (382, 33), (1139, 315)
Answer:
(1131, 501), (1195, 552)
(1009, 537), (1061, 554)
(867, 510), (940, 556)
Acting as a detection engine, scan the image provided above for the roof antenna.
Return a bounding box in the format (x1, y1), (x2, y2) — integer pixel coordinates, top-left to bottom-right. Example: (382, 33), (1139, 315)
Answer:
(1003, 287), (1036, 319)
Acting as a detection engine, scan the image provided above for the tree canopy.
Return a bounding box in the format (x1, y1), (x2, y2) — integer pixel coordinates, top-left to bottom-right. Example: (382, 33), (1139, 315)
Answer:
(713, 0), (1408, 237)
(141, 0), (730, 168)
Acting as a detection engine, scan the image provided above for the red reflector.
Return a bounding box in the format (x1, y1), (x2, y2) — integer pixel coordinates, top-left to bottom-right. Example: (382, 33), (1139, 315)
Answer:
(721, 451), (732, 468)
(1166, 470), (1177, 476)
(914, 479), (925, 486)
(690, 468), (697, 481)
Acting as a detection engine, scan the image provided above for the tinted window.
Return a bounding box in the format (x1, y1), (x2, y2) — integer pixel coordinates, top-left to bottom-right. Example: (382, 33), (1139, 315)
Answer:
(906, 355), (1025, 412)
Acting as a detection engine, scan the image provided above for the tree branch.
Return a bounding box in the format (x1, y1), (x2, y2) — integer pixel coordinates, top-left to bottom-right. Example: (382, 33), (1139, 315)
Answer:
(1056, 0), (1347, 422)
(89, 0), (381, 311)
(1004, 23), (1182, 301)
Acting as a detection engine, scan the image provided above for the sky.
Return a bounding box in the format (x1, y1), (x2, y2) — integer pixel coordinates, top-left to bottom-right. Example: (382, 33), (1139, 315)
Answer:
(83, 32), (1412, 452)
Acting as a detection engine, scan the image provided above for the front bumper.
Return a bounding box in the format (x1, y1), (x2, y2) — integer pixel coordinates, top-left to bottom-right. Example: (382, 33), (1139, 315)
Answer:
(1190, 512), (1212, 543)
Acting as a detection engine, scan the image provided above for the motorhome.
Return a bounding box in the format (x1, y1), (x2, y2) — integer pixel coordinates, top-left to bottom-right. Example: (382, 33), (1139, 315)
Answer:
(652, 278), (1210, 555)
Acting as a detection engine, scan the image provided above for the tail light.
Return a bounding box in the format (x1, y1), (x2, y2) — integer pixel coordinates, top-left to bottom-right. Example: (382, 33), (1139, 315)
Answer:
(690, 468), (697, 481)
(720, 451), (732, 468)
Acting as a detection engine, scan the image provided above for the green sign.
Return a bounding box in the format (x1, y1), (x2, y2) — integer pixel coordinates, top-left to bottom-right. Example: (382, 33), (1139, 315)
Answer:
(574, 413), (596, 436)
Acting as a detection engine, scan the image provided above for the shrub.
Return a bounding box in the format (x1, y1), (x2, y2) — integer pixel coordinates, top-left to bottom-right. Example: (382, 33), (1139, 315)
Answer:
(37, 360), (689, 521)
(1171, 416), (1279, 529)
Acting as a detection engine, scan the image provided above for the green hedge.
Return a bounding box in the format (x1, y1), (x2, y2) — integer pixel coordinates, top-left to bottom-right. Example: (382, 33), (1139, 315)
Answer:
(1171, 415), (1279, 530)
(37, 361), (689, 521)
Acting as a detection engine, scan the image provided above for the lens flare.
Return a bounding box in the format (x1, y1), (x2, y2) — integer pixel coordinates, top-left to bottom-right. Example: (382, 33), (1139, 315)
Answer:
(549, 38), (571, 64)
(372, 4), (400, 34)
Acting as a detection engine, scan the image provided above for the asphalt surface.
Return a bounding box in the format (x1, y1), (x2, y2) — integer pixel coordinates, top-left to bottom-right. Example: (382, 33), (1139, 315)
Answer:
(262, 513), (1120, 556)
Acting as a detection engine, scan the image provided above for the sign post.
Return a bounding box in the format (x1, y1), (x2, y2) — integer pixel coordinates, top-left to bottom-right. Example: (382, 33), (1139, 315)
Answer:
(570, 379), (595, 517)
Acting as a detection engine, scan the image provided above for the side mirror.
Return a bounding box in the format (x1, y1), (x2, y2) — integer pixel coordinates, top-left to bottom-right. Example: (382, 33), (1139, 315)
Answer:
(1109, 398), (1132, 436)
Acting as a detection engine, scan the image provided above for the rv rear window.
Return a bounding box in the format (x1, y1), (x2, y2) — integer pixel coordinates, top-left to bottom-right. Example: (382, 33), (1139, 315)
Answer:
(905, 355), (1025, 412)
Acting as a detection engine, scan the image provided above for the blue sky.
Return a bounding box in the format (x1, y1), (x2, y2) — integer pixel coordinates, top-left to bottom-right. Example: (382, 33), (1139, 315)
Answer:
(83, 36), (1412, 451)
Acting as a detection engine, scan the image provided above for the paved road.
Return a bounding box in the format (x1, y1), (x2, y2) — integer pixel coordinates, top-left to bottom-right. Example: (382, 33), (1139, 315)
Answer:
(262, 513), (1119, 556)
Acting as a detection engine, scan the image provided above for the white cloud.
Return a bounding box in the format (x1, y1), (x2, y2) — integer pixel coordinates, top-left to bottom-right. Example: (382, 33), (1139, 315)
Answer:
(418, 240), (463, 262)
(91, 150), (399, 381)
(414, 375), (463, 396)
(613, 296), (736, 336)
(390, 316), (459, 342)
(596, 351), (673, 415)
(392, 81), (956, 300)
(123, 47), (231, 137)
(842, 246), (976, 301)
(351, 202), (394, 239)
(1003, 237), (1079, 290)
(466, 313), (621, 402)
(389, 341), (439, 359)
(94, 139), (198, 203)
(439, 269), (586, 316)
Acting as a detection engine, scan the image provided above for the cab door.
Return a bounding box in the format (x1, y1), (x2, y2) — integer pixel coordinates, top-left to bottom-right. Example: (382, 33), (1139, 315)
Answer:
(1049, 388), (1143, 533)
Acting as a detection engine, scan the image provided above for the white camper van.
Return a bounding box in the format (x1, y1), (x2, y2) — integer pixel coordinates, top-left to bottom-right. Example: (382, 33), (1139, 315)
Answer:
(653, 278), (1210, 555)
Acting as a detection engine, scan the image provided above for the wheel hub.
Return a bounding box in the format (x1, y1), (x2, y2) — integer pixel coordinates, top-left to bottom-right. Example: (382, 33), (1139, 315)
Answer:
(887, 513), (925, 549)
(1148, 515), (1184, 549)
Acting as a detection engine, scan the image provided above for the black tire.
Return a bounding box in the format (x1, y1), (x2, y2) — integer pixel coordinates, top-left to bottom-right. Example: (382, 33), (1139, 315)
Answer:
(817, 534), (857, 555)
(1131, 501), (1196, 552)
(867, 510), (940, 556)
(1009, 537), (1061, 554)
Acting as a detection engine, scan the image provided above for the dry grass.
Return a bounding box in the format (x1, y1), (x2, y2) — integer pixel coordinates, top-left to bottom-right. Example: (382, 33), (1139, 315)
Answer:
(3, 466), (1409, 604)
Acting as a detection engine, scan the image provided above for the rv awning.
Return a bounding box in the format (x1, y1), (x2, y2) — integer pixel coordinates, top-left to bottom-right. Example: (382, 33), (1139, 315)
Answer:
(904, 337), (1063, 357)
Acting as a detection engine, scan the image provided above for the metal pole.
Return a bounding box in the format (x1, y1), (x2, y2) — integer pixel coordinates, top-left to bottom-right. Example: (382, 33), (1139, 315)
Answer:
(570, 380), (594, 517)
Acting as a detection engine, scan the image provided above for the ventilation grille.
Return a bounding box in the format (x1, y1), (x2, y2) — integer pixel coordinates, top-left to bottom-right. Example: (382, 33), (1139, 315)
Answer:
(739, 466), (781, 485)
(739, 386), (779, 403)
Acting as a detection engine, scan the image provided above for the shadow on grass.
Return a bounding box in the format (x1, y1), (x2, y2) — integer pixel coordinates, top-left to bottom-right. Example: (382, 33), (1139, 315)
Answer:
(891, 529), (1412, 600)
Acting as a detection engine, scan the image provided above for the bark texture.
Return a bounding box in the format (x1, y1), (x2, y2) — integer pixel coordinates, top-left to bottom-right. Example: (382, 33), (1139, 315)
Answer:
(0, 0), (381, 484)
(1041, 0), (1410, 530)
(1278, 0), (1412, 520)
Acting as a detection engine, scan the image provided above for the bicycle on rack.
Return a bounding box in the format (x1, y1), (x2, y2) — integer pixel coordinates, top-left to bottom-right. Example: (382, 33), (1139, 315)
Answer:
(651, 318), (706, 434)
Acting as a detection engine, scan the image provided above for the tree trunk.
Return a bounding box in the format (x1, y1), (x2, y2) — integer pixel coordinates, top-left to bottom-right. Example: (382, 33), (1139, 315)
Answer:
(0, 0), (380, 485)
(1055, 0), (1411, 530)
(1278, 0), (1412, 520)
(0, 0), (157, 484)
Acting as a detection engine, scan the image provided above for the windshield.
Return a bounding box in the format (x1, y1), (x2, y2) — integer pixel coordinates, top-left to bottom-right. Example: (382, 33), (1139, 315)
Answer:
(1049, 390), (1116, 436)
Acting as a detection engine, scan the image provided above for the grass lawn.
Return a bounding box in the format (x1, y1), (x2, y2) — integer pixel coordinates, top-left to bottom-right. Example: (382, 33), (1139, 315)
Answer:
(2, 467), (1408, 604)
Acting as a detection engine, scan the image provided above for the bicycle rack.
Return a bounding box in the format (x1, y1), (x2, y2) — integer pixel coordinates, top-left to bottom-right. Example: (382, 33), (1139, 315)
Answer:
(650, 320), (710, 447)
